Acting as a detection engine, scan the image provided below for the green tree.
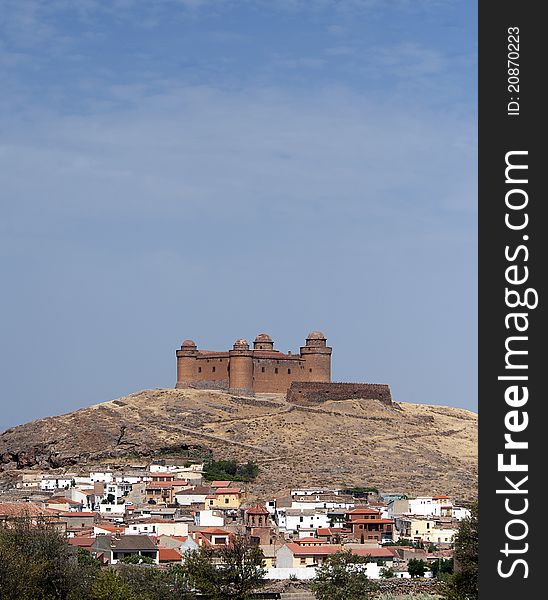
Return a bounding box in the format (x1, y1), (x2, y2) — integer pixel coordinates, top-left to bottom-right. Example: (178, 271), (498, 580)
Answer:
(310, 550), (378, 600)
(116, 564), (194, 600)
(431, 558), (453, 578)
(182, 534), (266, 600)
(203, 459), (259, 483)
(407, 558), (426, 578)
(444, 502), (478, 600)
(91, 570), (137, 600)
(0, 515), (92, 600)
(77, 547), (101, 569)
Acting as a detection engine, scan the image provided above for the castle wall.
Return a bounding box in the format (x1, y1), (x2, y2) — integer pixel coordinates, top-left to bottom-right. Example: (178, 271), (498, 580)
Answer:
(252, 357), (306, 394)
(195, 355), (230, 384)
(287, 382), (393, 406)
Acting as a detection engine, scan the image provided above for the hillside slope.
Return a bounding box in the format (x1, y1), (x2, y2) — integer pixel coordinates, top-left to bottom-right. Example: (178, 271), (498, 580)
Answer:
(0, 388), (477, 501)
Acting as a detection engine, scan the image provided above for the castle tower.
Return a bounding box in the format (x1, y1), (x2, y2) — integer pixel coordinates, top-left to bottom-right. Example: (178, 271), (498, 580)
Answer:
(175, 340), (198, 388)
(229, 339), (254, 394)
(253, 333), (274, 351)
(300, 331), (332, 382)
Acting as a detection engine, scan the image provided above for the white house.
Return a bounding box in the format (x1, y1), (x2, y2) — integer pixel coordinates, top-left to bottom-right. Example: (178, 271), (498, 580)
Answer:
(175, 487), (210, 506)
(90, 471), (114, 483)
(452, 506), (471, 521)
(104, 481), (133, 504)
(290, 499), (355, 511)
(40, 477), (74, 491)
(98, 503), (127, 516)
(388, 496), (459, 519)
(125, 521), (189, 537)
(195, 510), (225, 527)
(276, 508), (331, 535)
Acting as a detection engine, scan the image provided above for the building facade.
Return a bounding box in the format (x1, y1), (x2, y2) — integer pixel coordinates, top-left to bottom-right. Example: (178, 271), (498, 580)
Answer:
(175, 332), (332, 394)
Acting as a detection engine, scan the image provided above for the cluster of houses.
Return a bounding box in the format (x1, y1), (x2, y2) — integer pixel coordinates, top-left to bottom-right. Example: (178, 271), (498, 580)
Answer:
(0, 460), (470, 580)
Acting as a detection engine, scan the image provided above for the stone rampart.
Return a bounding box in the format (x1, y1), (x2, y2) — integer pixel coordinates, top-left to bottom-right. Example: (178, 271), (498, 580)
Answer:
(287, 382), (392, 406)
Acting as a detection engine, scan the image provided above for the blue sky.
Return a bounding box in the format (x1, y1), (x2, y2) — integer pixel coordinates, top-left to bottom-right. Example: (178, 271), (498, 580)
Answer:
(0, 0), (477, 430)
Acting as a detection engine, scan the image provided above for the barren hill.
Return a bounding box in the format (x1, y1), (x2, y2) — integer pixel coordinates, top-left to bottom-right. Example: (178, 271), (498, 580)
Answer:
(0, 389), (477, 501)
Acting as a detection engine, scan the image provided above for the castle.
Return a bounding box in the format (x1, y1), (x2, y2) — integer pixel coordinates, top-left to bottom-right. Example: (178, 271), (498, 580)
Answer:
(175, 332), (332, 395)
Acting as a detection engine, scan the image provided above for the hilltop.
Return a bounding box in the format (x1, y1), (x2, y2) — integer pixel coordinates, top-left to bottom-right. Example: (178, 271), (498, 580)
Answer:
(0, 388), (477, 501)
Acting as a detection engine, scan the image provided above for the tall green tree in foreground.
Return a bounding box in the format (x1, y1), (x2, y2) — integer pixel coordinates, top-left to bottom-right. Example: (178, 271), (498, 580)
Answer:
(182, 533), (266, 600)
(0, 516), (94, 600)
(310, 550), (378, 600)
(444, 502), (478, 600)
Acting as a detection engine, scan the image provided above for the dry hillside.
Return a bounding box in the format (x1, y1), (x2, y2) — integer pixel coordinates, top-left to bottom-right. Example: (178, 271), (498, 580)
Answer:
(0, 388), (477, 501)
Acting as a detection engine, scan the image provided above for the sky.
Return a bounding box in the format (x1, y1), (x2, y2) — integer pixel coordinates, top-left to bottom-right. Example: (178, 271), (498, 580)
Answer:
(0, 0), (477, 430)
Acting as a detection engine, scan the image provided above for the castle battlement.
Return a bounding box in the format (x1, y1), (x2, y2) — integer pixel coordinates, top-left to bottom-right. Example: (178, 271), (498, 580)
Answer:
(175, 332), (332, 395)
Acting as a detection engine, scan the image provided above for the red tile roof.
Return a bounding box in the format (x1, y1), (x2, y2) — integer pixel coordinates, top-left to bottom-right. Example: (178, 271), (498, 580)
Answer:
(246, 504), (270, 515)
(285, 543), (394, 558)
(68, 537), (95, 548)
(58, 511), (98, 518)
(48, 498), (82, 505)
(0, 502), (56, 517)
(210, 481), (232, 488)
(316, 528), (341, 536)
(159, 547), (183, 562)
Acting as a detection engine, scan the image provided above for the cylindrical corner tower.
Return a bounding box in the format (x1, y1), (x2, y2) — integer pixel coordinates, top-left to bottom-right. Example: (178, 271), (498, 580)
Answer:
(176, 339), (199, 388)
(229, 339), (254, 394)
(300, 331), (332, 382)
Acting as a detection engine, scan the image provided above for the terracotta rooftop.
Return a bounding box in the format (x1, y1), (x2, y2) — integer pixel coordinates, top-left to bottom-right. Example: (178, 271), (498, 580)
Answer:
(0, 502), (55, 518)
(284, 543), (394, 558)
(68, 537), (95, 548)
(159, 547), (183, 562)
(246, 504), (270, 515)
(198, 527), (231, 535)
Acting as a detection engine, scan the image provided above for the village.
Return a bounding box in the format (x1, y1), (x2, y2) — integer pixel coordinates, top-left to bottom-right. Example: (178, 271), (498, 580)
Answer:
(0, 458), (469, 582)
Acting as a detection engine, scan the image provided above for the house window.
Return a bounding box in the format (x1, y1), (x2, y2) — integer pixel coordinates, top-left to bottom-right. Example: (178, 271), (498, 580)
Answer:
(300, 558), (306, 565)
(275, 368), (278, 374)
(212, 366), (216, 372)
(225, 498), (229, 504)
(288, 369), (291, 374)
(262, 367), (265, 373)
(198, 367), (202, 373)
(309, 368), (312, 373)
